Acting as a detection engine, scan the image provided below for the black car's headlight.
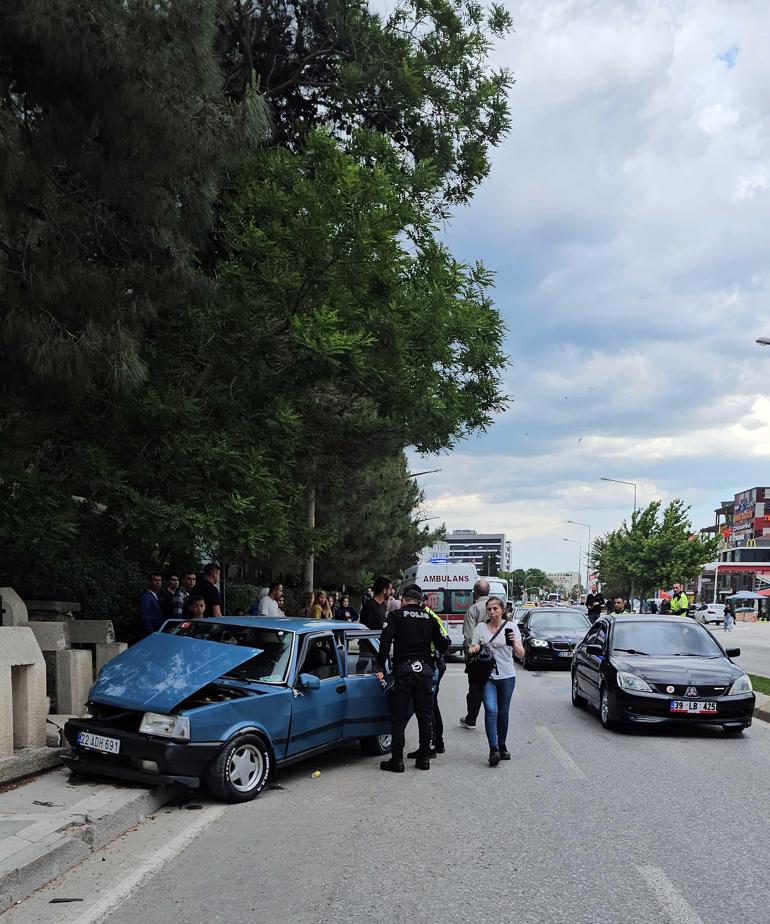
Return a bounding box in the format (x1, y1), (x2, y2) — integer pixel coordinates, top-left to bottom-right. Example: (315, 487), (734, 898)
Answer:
(616, 671), (653, 693)
(727, 675), (753, 696)
(530, 639), (549, 648)
(139, 713), (191, 739)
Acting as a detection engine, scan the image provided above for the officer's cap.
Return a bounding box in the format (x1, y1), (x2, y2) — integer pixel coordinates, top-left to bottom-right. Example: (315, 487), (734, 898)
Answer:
(401, 583), (423, 601)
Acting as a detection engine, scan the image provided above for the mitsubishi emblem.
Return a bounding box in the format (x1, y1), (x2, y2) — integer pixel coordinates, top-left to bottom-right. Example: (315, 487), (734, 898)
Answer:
(685, 686), (698, 698)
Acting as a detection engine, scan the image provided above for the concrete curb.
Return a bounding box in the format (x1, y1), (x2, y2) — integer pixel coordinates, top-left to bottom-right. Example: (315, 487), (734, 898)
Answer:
(0, 773), (183, 912)
(0, 748), (65, 786)
(753, 691), (770, 725)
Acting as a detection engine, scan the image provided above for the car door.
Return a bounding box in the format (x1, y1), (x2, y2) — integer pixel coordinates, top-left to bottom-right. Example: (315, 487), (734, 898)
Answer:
(575, 621), (602, 704)
(287, 631), (347, 757)
(582, 619), (609, 704)
(342, 631), (390, 738)
(517, 614), (530, 658)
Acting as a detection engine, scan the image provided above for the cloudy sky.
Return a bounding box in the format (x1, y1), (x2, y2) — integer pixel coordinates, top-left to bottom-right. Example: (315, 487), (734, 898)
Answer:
(412, 0), (770, 573)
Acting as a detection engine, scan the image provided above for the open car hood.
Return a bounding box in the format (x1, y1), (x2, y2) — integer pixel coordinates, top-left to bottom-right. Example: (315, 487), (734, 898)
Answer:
(89, 633), (262, 713)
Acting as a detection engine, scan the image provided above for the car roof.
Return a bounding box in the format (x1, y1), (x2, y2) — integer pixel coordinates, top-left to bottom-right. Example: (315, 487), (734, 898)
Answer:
(166, 617), (368, 632)
(602, 615), (706, 624)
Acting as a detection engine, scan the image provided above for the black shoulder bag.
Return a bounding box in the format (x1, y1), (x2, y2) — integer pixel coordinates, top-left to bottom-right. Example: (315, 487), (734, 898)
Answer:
(465, 618), (509, 684)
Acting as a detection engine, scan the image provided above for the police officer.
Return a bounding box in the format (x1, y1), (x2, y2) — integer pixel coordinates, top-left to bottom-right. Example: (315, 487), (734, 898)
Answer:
(670, 582), (690, 617)
(406, 600), (449, 759)
(376, 583), (450, 772)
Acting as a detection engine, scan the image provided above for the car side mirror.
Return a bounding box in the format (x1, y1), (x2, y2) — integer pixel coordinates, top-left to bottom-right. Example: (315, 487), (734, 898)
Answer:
(725, 647), (741, 658)
(298, 673), (321, 690)
(586, 643), (603, 656)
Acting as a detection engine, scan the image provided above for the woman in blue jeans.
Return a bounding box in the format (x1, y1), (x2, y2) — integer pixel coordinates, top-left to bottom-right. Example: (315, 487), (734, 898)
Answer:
(468, 597), (524, 766)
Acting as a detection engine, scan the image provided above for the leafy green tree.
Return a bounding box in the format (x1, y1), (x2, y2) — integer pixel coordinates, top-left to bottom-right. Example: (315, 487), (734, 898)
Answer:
(219, 0), (513, 209)
(0, 0), (511, 619)
(500, 568), (526, 599)
(592, 500), (718, 601)
(0, 0), (270, 570)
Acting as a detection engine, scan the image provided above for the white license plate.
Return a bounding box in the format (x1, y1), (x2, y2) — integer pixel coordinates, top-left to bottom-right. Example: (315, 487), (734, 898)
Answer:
(77, 731), (121, 754)
(556, 650), (572, 657)
(670, 700), (717, 714)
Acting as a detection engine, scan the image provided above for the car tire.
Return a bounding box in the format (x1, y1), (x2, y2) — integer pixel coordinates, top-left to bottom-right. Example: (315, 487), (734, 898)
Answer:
(599, 685), (616, 730)
(205, 733), (270, 803)
(360, 733), (392, 755)
(571, 670), (586, 708)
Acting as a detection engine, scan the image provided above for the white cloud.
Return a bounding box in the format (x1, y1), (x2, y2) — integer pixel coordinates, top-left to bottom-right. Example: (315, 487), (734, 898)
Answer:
(417, 0), (770, 571)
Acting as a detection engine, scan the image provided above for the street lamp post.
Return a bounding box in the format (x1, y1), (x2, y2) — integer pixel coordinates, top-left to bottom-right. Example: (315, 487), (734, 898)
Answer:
(600, 476), (638, 515)
(562, 538), (582, 596)
(567, 520), (591, 591)
(599, 476), (639, 611)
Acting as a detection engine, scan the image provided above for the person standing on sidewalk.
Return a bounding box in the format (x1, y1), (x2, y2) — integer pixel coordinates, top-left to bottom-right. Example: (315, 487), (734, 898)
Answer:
(139, 572), (163, 636)
(191, 562), (222, 618)
(173, 569), (197, 618)
(460, 579), (490, 729)
(360, 576), (392, 630)
(467, 596), (524, 766)
(724, 600), (734, 632)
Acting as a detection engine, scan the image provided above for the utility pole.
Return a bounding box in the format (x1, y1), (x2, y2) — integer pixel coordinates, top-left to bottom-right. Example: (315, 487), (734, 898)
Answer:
(303, 479), (316, 593)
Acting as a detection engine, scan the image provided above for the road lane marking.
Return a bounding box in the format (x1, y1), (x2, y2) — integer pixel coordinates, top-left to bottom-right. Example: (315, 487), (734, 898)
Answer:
(77, 804), (226, 924)
(638, 865), (704, 924)
(534, 726), (586, 780)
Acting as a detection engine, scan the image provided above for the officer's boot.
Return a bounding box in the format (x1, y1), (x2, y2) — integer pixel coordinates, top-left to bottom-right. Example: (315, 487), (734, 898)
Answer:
(380, 754), (405, 773)
(414, 752), (431, 770)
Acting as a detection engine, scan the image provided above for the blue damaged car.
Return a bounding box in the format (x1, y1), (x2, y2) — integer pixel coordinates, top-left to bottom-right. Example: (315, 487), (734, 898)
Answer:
(63, 618), (390, 802)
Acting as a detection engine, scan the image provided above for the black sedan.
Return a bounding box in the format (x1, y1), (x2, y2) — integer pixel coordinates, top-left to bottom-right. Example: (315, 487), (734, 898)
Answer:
(518, 608), (591, 670)
(571, 615), (755, 733)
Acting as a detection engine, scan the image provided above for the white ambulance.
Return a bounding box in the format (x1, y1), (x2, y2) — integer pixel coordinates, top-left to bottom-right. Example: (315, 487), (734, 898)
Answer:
(398, 562), (480, 658)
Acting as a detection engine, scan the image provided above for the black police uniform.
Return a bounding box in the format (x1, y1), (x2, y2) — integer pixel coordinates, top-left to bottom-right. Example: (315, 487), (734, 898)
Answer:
(377, 601), (450, 765)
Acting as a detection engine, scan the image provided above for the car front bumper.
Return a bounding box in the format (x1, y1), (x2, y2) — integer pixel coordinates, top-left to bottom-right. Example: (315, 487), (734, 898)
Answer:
(610, 690), (755, 726)
(526, 645), (576, 665)
(63, 719), (221, 787)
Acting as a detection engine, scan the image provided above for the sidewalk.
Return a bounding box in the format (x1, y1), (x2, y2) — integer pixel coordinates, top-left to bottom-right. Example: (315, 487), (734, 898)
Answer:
(0, 768), (182, 912)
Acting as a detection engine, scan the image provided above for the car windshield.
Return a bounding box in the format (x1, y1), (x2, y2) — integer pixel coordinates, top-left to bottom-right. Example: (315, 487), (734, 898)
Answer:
(162, 621), (294, 682)
(529, 611), (590, 629)
(612, 621), (722, 658)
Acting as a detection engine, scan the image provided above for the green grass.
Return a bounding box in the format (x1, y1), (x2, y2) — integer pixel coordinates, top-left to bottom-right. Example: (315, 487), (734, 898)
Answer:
(749, 674), (770, 696)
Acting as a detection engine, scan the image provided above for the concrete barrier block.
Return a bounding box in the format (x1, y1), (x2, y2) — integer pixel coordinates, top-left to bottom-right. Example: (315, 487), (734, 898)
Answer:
(0, 627), (47, 756)
(67, 620), (115, 645)
(94, 642), (127, 673)
(22, 621), (71, 652)
(0, 589), (28, 627)
(55, 650), (92, 716)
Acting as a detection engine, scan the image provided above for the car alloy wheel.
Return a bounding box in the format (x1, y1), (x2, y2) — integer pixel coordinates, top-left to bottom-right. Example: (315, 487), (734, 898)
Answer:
(571, 671), (586, 708)
(599, 686), (615, 730)
(361, 733), (392, 755)
(206, 733), (270, 803)
(228, 743), (264, 793)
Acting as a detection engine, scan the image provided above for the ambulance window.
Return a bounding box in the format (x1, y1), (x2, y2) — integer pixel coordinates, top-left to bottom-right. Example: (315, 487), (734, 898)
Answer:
(450, 590), (472, 613)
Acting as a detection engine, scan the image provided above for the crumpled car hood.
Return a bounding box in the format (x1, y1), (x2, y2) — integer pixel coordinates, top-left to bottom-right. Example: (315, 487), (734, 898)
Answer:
(89, 633), (262, 713)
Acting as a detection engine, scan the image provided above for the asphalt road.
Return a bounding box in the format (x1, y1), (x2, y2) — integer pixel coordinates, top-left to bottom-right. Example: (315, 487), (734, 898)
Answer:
(8, 664), (770, 924)
(707, 621), (770, 676)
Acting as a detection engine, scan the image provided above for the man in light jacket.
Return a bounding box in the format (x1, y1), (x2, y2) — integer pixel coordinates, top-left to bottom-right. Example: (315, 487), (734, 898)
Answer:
(460, 579), (490, 729)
